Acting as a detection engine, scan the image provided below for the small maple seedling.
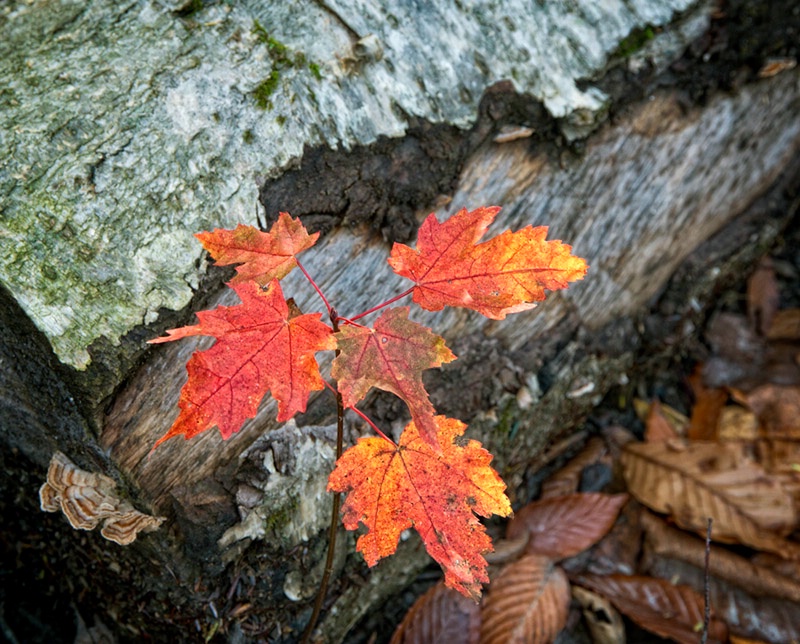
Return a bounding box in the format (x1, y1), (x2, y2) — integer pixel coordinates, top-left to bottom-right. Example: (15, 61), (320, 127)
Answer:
(149, 206), (587, 615)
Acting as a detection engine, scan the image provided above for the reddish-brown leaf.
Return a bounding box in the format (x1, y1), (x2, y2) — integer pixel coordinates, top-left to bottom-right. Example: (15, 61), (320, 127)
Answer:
(644, 552), (800, 643)
(575, 574), (728, 644)
(331, 307), (455, 449)
(390, 581), (480, 644)
(388, 206), (587, 320)
(195, 212), (318, 285)
(480, 554), (570, 644)
(505, 493), (628, 560)
(327, 416), (512, 600)
(540, 436), (611, 499)
(150, 280), (335, 444)
(688, 368), (727, 441)
(733, 383), (800, 439)
(645, 400), (681, 443)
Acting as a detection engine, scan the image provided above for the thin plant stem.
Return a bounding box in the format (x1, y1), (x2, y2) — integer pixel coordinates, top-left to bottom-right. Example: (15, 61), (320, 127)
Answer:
(301, 315), (345, 643)
(296, 258), (332, 316)
(346, 405), (396, 445)
(349, 287), (414, 322)
(701, 517), (712, 644)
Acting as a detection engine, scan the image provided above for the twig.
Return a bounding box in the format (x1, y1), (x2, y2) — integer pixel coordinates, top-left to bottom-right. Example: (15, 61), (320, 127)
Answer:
(301, 315), (346, 643)
(701, 517), (712, 644)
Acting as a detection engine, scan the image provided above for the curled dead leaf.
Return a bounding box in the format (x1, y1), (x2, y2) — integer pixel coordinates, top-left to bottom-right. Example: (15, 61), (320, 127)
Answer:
(574, 573), (728, 644)
(572, 585), (625, 644)
(540, 436), (610, 499)
(390, 581), (480, 644)
(480, 554), (570, 644)
(506, 492), (628, 560)
(621, 440), (798, 557)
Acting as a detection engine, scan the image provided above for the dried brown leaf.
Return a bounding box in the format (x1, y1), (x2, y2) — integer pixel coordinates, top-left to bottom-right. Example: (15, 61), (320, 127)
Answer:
(767, 308), (800, 341)
(634, 399), (688, 434)
(571, 586), (625, 644)
(717, 406), (759, 442)
(641, 510), (800, 603)
(506, 493), (628, 560)
(756, 438), (800, 475)
(621, 440), (798, 556)
(484, 532), (530, 566)
(574, 573), (728, 644)
(645, 400), (680, 443)
(688, 368), (727, 441)
(480, 554), (570, 644)
(645, 553), (800, 643)
(734, 384), (800, 439)
(390, 581), (480, 644)
(585, 499), (643, 577)
(540, 436), (610, 499)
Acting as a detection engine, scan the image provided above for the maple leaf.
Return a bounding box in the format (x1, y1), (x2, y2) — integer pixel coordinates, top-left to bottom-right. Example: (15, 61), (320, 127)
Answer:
(327, 415), (512, 600)
(388, 206), (587, 319)
(195, 212), (318, 285)
(331, 307), (456, 449)
(150, 279), (335, 444)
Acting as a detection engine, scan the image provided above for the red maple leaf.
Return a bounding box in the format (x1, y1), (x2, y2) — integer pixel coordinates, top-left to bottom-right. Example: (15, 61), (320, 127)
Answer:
(331, 307), (456, 449)
(150, 279), (335, 444)
(388, 206), (587, 319)
(195, 212), (318, 285)
(327, 415), (512, 600)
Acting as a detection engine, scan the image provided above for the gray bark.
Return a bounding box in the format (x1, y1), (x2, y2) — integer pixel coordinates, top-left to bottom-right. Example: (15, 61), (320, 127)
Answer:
(1, 0), (799, 642)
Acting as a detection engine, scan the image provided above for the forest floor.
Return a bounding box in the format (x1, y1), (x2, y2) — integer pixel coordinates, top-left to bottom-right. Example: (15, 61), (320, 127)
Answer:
(353, 212), (800, 643)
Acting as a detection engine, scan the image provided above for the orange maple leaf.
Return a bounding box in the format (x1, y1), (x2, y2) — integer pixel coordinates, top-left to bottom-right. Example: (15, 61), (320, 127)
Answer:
(150, 279), (335, 444)
(327, 416), (512, 600)
(195, 212), (318, 285)
(331, 307), (456, 450)
(388, 206), (588, 319)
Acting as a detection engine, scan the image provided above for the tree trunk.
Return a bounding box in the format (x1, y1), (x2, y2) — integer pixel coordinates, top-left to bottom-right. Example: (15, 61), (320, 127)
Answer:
(2, 0), (799, 642)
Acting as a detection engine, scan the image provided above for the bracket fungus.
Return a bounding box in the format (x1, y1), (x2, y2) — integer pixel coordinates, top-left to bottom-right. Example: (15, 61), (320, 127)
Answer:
(39, 451), (164, 545)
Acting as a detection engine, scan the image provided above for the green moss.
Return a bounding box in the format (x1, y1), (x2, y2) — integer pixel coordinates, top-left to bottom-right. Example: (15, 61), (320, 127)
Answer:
(252, 19), (289, 61)
(242, 129), (254, 144)
(263, 497), (298, 534)
(308, 61), (322, 80)
(253, 69), (280, 110)
(174, 0), (204, 17)
(616, 25), (657, 58)
(275, 115), (286, 126)
(250, 19), (322, 111)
